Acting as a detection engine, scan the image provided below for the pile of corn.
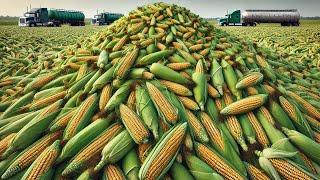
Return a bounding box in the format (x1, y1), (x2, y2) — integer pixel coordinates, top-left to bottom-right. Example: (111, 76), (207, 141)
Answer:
(0, 3), (320, 180)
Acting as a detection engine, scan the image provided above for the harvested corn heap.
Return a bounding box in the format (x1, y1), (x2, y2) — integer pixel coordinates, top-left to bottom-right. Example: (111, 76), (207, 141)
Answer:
(0, 2), (320, 180)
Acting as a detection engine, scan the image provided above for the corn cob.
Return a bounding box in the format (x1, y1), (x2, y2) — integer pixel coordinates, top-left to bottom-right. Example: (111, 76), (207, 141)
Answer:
(192, 59), (208, 110)
(236, 72), (264, 89)
(58, 118), (112, 163)
(166, 62), (191, 71)
(287, 91), (320, 119)
(314, 131), (320, 143)
(268, 99), (296, 130)
(3, 100), (62, 158)
(114, 46), (139, 79)
(21, 140), (60, 180)
(195, 142), (245, 180)
(177, 96), (199, 111)
(0, 133), (16, 157)
(199, 112), (224, 150)
(122, 149), (140, 180)
(279, 96), (313, 138)
(1, 131), (61, 179)
(95, 130), (134, 171)
(112, 35), (128, 51)
(62, 123), (123, 176)
(258, 106), (276, 125)
(139, 123), (187, 180)
(97, 50), (109, 68)
(270, 158), (314, 180)
(99, 84), (112, 111)
(103, 164), (126, 180)
(146, 82), (178, 124)
(185, 110), (209, 144)
(30, 91), (66, 110)
(221, 60), (242, 99)
(159, 80), (192, 96)
(247, 86), (259, 95)
(63, 93), (98, 141)
(104, 80), (133, 111)
(90, 66), (115, 93)
(207, 83), (220, 98)
(24, 72), (58, 93)
(136, 86), (159, 140)
(283, 128), (320, 164)
(137, 142), (154, 163)
(150, 63), (191, 85)
(136, 49), (175, 66)
(304, 114), (320, 132)
(126, 90), (136, 110)
(247, 112), (270, 147)
(119, 104), (150, 144)
(245, 162), (271, 180)
(185, 154), (224, 180)
(49, 109), (76, 132)
(221, 94), (268, 115)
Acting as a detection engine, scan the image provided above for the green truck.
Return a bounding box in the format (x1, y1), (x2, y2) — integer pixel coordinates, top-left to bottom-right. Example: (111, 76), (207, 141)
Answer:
(219, 9), (300, 26)
(19, 8), (85, 27)
(91, 12), (123, 26)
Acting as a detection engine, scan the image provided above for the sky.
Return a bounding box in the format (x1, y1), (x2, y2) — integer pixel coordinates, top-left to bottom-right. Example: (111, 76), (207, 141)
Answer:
(0, 0), (319, 18)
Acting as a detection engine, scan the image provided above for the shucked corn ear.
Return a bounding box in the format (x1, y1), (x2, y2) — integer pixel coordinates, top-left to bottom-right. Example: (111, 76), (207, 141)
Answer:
(221, 94), (268, 115)
(139, 123), (187, 180)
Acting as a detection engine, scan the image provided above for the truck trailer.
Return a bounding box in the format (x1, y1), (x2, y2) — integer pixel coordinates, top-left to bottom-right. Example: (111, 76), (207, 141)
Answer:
(19, 8), (85, 27)
(91, 12), (123, 25)
(219, 9), (300, 26)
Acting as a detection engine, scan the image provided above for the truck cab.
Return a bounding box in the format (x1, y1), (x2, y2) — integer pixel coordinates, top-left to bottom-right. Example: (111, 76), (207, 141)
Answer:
(92, 13), (123, 26)
(218, 10), (242, 26)
(19, 8), (49, 27)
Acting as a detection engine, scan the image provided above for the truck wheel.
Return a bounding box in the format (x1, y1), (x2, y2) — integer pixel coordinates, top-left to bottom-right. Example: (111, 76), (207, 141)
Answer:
(253, 23), (256, 26)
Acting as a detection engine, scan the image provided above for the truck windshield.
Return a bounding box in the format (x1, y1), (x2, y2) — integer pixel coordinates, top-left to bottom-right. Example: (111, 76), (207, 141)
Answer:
(94, 15), (101, 19)
(25, 13), (35, 17)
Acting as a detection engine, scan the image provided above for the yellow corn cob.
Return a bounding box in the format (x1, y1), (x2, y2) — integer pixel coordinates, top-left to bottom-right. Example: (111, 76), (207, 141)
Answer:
(142, 123), (187, 179)
(270, 158), (313, 180)
(263, 84), (276, 95)
(112, 35), (127, 51)
(142, 71), (154, 80)
(287, 91), (320, 119)
(247, 112), (270, 147)
(255, 54), (269, 68)
(305, 91), (320, 101)
(159, 118), (170, 133)
(157, 42), (167, 50)
(127, 90), (136, 110)
(300, 152), (318, 174)
(137, 143), (153, 163)
(104, 164), (126, 180)
(50, 109), (76, 132)
(177, 96), (199, 110)
(159, 80), (192, 96)
(207, 83), (220, 98)
(246, 163), (271, 180)
(2, 131), (62, 179)
(223, 93), (247, 150)
(166, 62), (191, 71)
(23, 141), (60, 180)
(200, 48), (210, 56)
(0, 133), (16, 157)
(314, 131), (320, 143)
(247, 87), (259, 96)
(195, 143), (245, 180)
(119, 104), (150, 144)
(259, 106), (275, 125)
(31, 91), (66, 110)
(200, 112), (224, 150)
(76, 64), (88, 81)
(189, 44), (204, 52)
(64, 94), (97, 140)
(304, 114), (320, 129)
(192, 53), (202, 61)
(195, 59), (204, 73)
(180, 71), (192, 81)
(115, 47), (139, 79)
(32, 73), (57, 89)
(146, 82), (178, 124)
(279, 96), (300, 123)
(99, 84), (112, 111)
(221, 94), (268, 115)
(185, 110), (209, 143)
(62, 123), (123, 176)
(215, 98), (224, 111)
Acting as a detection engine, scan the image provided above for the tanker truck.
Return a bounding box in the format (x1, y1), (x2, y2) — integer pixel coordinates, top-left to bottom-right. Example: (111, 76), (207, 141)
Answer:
(91, 12), (123, 25)
(218, 9), (300, 26)
(19, 8), (85, 27)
